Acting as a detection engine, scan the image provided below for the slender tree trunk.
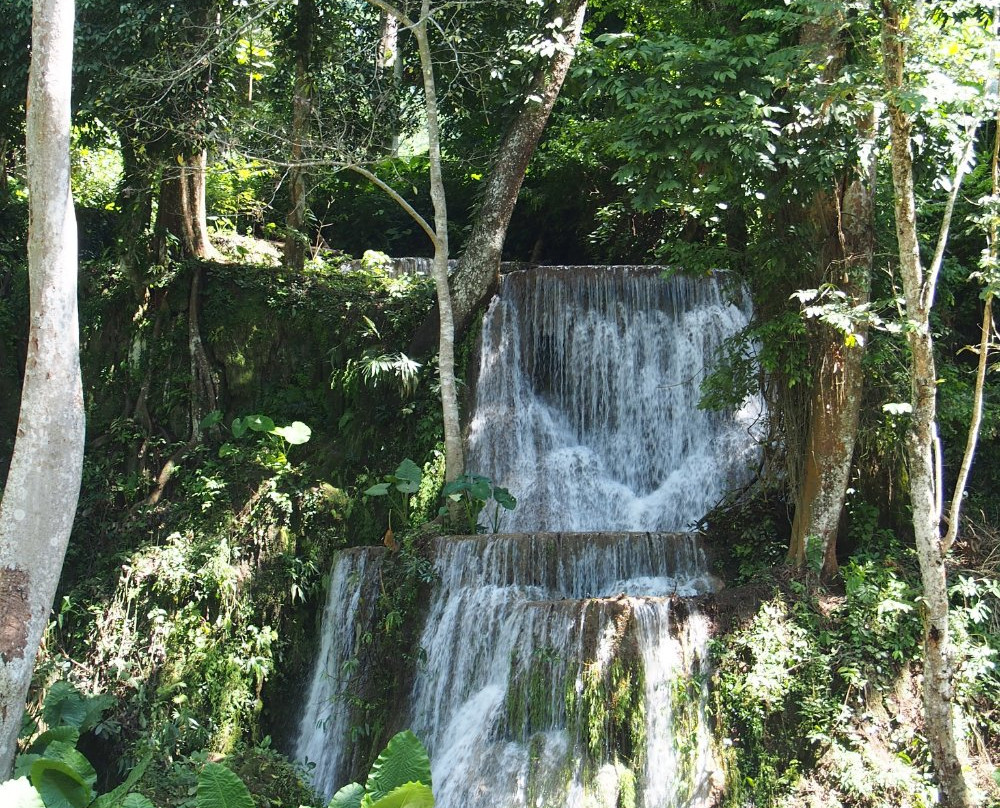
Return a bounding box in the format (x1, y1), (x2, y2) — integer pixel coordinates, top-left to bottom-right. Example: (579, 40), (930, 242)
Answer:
(153, 150), (217, 262)
(377, 10), (401, 154)
(284, 0), (314, 270)
(789, 122), (876, 577)
(448, 0), (588, 337)
(413, 0), (464, 482)
(0, 0), (84, 776)
(0, 136), (8, 198)
(881, 5), (974, 805)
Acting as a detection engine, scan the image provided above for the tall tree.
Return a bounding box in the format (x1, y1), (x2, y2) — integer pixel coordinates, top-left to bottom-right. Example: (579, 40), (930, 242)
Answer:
(880, 2), (978, 804)
(0, 0), (84, 776)
(448, 0), (588, 336)
(283, 0), (315, 270)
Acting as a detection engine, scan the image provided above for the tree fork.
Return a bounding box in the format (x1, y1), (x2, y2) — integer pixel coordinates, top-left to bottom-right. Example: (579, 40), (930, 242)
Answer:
(446, 0), (588, 340)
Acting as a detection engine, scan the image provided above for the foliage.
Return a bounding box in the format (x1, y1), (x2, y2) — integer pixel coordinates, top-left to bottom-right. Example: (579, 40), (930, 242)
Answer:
(3, 681), (297, 808)
(329, 730), (434, 808)
(364, 458), (424, 532)
(439, 474), (516, 534)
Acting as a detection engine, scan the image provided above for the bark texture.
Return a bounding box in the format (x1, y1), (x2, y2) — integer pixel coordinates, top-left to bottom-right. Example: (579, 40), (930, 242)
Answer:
(413, 0), (464, 482)
(0, 0), (85, 776)
(448, 0), (588, 338)
(153, 150), (217, 262)
(284, 0), (315, 271)
(788, 143), (876, 577)
(881, 5), (975, 805)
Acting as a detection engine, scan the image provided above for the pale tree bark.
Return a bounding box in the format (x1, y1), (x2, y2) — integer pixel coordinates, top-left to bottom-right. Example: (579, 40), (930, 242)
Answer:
(284, 0), (315, 271)
(369, 0), (465, 482)
(944, 82), (1000, 553)
(789, 117), (877, 578)
(881, 4), (976, 805)
(449, 0), (588, 338)
(0, 0), (84, 777)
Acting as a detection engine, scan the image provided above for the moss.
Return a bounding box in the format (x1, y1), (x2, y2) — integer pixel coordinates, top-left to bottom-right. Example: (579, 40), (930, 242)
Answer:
(502, 646), (565, 740)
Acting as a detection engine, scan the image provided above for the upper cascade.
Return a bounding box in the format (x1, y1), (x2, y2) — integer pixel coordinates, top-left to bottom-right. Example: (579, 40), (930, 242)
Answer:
(467, 266), (762, 532)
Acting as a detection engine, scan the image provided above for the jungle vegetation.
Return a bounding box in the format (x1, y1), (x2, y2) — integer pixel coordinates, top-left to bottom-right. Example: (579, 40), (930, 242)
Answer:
(1, 0), (1000, 805)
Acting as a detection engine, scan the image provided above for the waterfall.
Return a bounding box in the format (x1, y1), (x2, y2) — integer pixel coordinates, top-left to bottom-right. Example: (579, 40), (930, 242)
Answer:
(295, 266), (761, 807)
(408, 533), (721, 808)
(294, 548), (384, 798)
(467, 266), (761, 532)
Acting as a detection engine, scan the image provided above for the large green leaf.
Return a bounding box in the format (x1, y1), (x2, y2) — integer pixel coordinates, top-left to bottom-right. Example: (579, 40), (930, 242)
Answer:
(29, 758), (95, 808)
(120, 794), (156, 808)
(368, 782), (434, 808)
(327, 781), (365, 808)
(493, 487), (517, 510)
(363, 731), (432, 805)
(33, 741), (97, 788)
(28, 727), (80, 756)
(271, 421), (312, 445)
(364, 482), (391, 496)
(41, 683), (88, 729)
(393, 459), (422, 485)
(0, 777), (45, 808)
(243, 414), (276, 433)
(196, 763), (254, 808)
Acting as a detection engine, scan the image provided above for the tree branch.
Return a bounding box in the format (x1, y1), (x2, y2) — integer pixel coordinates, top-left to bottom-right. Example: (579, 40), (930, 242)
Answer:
(346, 163), (437, 245)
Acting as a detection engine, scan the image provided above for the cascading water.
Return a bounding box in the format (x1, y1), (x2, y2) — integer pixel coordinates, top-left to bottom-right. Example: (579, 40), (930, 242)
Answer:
(294, 548), (384, 798)
(467, 267), (761, 532)
(296, 266), (761, 807)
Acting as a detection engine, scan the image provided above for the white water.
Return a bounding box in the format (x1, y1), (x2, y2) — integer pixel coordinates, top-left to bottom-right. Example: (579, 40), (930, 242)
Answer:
(467, 267), (761, 532)
(410, 533), (721, 808)
(294, 548), (383, 798)
(296, 266), (761, 807)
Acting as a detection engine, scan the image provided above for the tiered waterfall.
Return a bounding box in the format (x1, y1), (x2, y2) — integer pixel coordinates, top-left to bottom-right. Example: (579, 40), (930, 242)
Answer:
(296, 267), (760, 808)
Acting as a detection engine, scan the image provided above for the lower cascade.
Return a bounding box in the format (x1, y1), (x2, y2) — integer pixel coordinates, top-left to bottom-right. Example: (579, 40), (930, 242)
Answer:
(296, 267), (761, 807)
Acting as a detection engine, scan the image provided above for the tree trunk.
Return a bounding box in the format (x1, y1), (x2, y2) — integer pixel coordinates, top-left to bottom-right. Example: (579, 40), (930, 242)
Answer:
(0, 0), (84, 776)
(413, 0), (464, 483)
(153, 150), (217, 262)
(881, 5), (975, 805)
(448, 0), (588, 338)
(283, 0), (314, 271)
(116, 131), (156, 296)
(788, 132), (876, 577)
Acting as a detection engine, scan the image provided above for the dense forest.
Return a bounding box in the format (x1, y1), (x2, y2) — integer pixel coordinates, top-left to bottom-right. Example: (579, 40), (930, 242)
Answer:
(2, 0), (1000, 806)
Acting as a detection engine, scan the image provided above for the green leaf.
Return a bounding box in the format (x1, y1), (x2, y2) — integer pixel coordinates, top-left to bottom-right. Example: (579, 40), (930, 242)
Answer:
(91, 751), (153, 808)
(29, 758), (95, 808)
(196, 763), (254, 808)
(34, 741), (97, 789)
(0, 778), (45, 808)
(199, 410), (224, 430)
(27, 726), (80, 755)
(492, 488), (517, 510)
(469, 480), (491, 501)
(368, 783), (434, 808)
(364, 731), (432, 804)
(393, 458), (422, 485)
(394, 479), (420, 495)
(42, 683), (88, 729)
(231, 418), (248, 438)
(121, 795), (157, 808)
(365, 482), (391, 496)
(328, 782), (365, 808)
(271, 421), (312, 445)
(244, 414), (276, 433)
